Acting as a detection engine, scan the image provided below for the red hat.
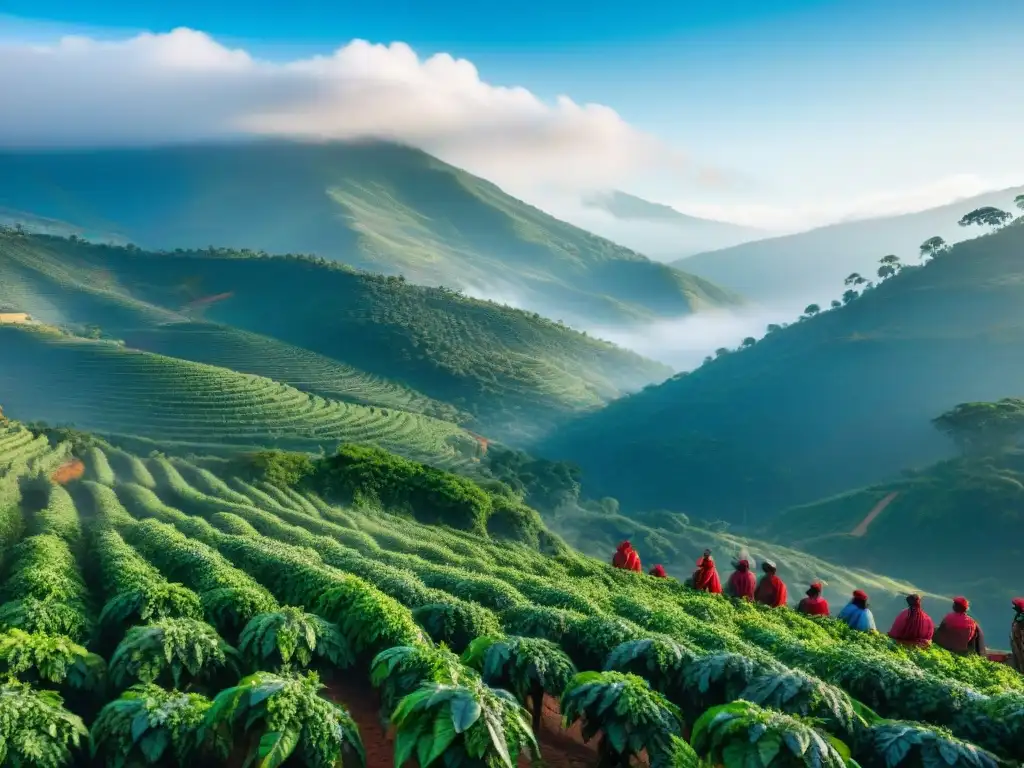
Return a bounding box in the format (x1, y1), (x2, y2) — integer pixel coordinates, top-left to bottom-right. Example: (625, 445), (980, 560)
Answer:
(1013, 598), (1024, 612)
(810, 581), (823, 591)
(852, 590), (868, 602)
(953, 596), (969, 611)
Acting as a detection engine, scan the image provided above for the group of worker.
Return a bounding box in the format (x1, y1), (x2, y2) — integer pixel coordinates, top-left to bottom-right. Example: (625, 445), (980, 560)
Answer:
(611, 541), (1024, 670)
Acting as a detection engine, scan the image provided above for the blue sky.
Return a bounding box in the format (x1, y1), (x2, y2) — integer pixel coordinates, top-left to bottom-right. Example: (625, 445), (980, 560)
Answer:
(1, 1), (1022, 228)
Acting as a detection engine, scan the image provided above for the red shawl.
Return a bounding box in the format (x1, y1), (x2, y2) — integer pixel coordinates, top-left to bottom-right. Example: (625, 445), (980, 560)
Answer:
(935, 606), (981, 654)
(692, 556), (722, 594)
(612, 541), (634, 570)
(727, 561), (756, 601)
(755, 574), (788, 608)
(888, 598), (934, 647)
(649, 564), (667, 578)
(797, 596), (830, 616)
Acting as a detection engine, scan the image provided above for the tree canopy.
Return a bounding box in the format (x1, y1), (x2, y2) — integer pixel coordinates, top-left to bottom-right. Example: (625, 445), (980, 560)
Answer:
(958, 207), (1012, 229)
(931, 398), (1024, 455)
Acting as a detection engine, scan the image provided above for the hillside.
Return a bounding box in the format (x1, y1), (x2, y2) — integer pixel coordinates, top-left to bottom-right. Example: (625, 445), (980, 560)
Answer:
(767, 450), (1024, 636)
(0, 230), (671, 441)
(539, 220), (1024, 518)
(578, 190), (767, 259)
(0, 418), (1019, 767)
(675, 185), (1024, 307)
(0, 325), (482, 469)
(0, 141), (741, 327)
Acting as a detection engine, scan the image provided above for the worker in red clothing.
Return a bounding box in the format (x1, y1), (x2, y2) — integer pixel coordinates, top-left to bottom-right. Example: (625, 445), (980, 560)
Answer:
(796, 582), (830, 616)
(726, 558), (756, 601)
(888, 594), (934, 648)
(1010, 598), (1024, 672)
(691, 550), (722, 594)
(649, 564), (668, 578)
(935, 597), (985, 656)
(754, 560), (788, 608)
(611, 541), (642, 572)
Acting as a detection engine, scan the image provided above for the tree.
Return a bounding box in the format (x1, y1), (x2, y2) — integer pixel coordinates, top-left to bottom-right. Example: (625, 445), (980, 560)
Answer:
(108, 618), (240, 693)
(877, 264), (897, 280)
(1015, 194), (1024, 213)
(958, 207), (1012, 229)
(842, 290), (859, 305)
(715, 347), (730, 358)
(462, 635), (576, 733)
(203, 671), (365, 768)
(561, 671), (686, 768)
(877, 254), (901, 280)
(390, 678), (537, 768)
(604, 637), (696, 704)
(931, 399), (1024, 456)
(766, 324), (782, 334)
(844, 273), (867, 287)
(90, 684), (227, 767)
(237, 607), (353, 673)
(919, 236), (948, 260)
(742, 337), (757, 348)
(0, 680), (88, 767)
(830, 300), (842, 310)
(803, 304), (821, 318)
(690, 700), (849, 768)
(857, 720), (1000, 768)
(739, 668), (861, 741)
(679, 652), (780, 721)
(370, 644), (468, 720)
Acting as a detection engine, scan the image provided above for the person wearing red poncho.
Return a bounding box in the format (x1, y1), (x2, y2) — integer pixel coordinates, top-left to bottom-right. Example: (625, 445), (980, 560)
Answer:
(726, 559), (756, 601)
(611, 541), (642, 572)
(797, 582), (830, 616)
(888, 594), (934, 648)
(649, 564), (668, 578)
(1011, 598), (1024, 673)
(691, 550), (722, 594)
(754, 560), (788, 608)
(935, 597), (985, 656)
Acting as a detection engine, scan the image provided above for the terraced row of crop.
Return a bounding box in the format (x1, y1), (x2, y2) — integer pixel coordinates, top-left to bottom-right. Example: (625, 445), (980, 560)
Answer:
(111, 454), (1023, 762)
(125, 322), (468, 423)
(0, 326), (481, 469)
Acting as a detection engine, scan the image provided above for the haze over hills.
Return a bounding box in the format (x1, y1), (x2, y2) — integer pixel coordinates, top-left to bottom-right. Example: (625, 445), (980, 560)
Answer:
(0, 229), (671, 443)
(577, 190), (768, 260)
(675, 185), (1024, 309)
(0, 141), (741, 328)
(539, 219), (1024, 521)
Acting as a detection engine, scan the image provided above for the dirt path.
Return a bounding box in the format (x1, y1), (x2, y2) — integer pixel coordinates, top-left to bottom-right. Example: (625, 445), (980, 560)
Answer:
(850, 492), (899, 537)
(324, 683), (602, 768)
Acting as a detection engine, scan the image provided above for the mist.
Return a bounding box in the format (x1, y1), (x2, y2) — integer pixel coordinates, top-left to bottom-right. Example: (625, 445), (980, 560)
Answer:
(582, 306), (797, 370)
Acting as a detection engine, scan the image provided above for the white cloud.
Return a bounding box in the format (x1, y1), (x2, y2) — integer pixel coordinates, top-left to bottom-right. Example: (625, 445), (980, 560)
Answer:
(0, 27), (685, 193)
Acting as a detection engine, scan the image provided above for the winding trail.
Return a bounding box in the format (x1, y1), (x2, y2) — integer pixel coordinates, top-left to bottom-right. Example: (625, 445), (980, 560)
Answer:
(850, 492), (899, 537)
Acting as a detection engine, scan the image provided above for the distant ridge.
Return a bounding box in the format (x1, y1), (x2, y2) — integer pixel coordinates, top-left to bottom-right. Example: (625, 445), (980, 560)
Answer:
(0, 140), (741, 327)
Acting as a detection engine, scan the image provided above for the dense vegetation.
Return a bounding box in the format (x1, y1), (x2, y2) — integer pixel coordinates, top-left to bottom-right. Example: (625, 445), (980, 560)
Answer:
(0, 324), (481, 470)
(542, 214), (1024, 517)
(0, 419), (1020, 767)
(0, 228), (670, 441)
(0, 140), (739, 328)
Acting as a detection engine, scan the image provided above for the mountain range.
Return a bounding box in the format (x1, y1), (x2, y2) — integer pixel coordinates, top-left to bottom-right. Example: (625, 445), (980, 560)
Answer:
(674, 185), (1024, 308)
(0, 141), (739, 328)
(540, 218), (1024, 519)
(578, 189), (768, 259)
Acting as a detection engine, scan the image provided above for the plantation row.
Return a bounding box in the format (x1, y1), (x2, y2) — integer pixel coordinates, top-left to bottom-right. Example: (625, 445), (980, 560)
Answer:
(0, 436), (1021, 766)
(124, 323), (468, 424)
(103, 454), (1024, 759)
(0, 327), (481, 469)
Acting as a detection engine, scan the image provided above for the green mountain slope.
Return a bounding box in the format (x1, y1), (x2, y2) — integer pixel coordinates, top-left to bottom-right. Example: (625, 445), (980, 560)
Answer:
(0, 141), (740, 326)
(767, 450), (1024, 635)
(0, 231), (671, 440)
(0, 324), (481, 469)
(675, 185), (1024, 305)
(539, 221), (1024, 517)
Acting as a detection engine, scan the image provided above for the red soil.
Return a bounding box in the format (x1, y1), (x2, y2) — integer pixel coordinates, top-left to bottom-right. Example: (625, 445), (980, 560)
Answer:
(850, 491), (899, 537)
(324, 682), (601, 768)
(51, 459), (85, 485)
